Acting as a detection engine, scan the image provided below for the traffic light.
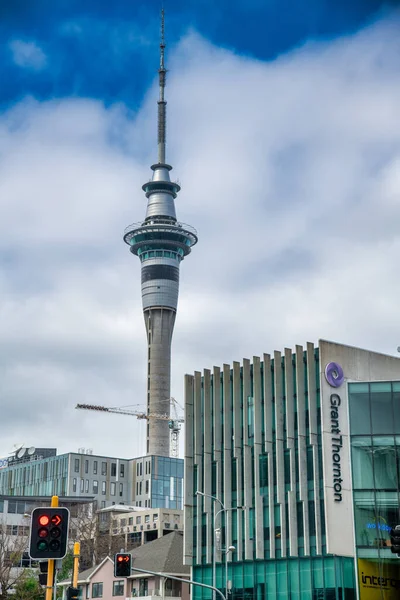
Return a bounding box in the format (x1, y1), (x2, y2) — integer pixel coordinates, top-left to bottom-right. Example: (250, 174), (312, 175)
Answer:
(38, 561), (51, 586)
(29, 507), (70, 559)
(114, 553), (132, 577)
(390, 525), (400, 556)
(66, 587), (80, 600)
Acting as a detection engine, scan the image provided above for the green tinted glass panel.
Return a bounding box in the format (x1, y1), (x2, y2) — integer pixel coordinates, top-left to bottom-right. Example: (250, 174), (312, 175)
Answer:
(351, 437), (374, 488)
(348, 383), (369, 393)
(372, 436), (397, 489)
(348, 390), (371, 435)
(370, 389), (393, 434)
(394, 391), (400, 434)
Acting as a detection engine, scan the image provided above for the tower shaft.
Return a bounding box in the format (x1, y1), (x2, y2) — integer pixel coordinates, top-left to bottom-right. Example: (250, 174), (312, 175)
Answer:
(144, 308), (175, 455)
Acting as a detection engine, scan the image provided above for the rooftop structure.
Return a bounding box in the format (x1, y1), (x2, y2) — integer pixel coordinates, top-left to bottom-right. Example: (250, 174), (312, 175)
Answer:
(123, 10), (197, 457)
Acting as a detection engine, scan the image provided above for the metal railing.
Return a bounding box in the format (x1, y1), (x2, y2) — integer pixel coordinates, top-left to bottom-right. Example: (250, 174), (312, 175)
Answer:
(124, 221), (198, 237)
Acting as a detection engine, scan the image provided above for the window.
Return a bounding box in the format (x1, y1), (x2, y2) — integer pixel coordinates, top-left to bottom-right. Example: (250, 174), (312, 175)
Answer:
(120, 464), (125, 478)
(92, 582), (103, 598)
(93, 480), (98, 494)
(111, 463), (117, 477)
(101, 462), (107, 476)
(119, 483), (123, 497)
(93, 461), (98, 475)
(85, 480), (89, 493)
(80, 479), (84, 493)
(145, 480), (149, 494)
(136, 516), (141, 524)
(110, 482), (116, 496)
(100, 501), (106, 509)
(128, 517), (133, 525)
(102, 481), (106, 495)
(145, 515), (150, 523)
(139, 579), (148, 596)
(139, 482), (142, 495)
(74, 459), (80, 473)
(73, 479), (77, 493)
(85, 460), (89, 474)
(113, 581), (124, 596)
(153, 513), (158, 521)
(136, 463), (139, 476)
(0, 500), (3, 513)
(140, 463), (143, 476)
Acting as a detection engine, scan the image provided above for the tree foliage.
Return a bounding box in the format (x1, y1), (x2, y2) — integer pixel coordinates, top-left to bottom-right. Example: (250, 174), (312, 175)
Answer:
(0, 520), (31, 599)
(13, 570), (44, 600)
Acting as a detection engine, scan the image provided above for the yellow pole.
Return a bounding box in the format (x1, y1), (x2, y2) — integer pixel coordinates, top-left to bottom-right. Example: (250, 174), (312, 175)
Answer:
(72, 542), (80, 588)
(45, 496), (59, 600)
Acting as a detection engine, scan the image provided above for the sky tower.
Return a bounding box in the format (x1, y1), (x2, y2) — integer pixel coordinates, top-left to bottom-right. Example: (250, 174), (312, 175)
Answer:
(123, 11), (198, 457)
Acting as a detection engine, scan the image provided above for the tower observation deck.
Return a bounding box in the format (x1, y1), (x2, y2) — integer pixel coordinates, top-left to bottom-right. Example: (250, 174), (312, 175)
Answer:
(123, 10), (198, 456)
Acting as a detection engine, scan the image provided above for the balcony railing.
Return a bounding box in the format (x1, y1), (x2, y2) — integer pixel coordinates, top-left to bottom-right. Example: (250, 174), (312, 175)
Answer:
(124, 221), (198, 238)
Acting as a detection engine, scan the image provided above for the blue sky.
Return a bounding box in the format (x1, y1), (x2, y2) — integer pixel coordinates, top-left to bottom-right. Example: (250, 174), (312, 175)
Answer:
(1, 2), (400, 458)
(1, 0), (398, 109)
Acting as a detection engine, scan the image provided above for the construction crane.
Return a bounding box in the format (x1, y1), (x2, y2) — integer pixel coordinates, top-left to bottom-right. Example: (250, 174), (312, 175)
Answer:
(75, 398), (184, 458)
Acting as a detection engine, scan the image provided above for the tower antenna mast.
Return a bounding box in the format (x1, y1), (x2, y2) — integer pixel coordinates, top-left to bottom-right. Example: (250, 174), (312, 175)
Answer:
(158, 7), (167, 164)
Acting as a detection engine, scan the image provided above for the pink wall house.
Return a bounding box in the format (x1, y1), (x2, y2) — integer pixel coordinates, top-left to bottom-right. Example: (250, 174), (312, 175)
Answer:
(59, 556), (128, 600)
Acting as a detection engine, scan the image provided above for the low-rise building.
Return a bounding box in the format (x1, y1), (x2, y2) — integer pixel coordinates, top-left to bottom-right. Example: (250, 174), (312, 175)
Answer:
(98, 504), (183, 549)
(58, 532), (189, 600)
(58, 556), (122, 600)
(0, 450), (184, 510)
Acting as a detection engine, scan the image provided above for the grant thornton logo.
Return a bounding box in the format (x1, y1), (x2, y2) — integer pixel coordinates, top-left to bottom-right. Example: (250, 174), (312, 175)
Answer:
(324, 362), (344, 387)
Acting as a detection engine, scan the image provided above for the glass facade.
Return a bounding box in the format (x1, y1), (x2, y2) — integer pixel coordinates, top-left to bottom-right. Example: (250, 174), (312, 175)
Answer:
(0, 454), (69, 496)
(151, 456), (184, 509)
(348, 382), (400, 600)
(188, 347), (358, 599)
(193, 556), (355, 600)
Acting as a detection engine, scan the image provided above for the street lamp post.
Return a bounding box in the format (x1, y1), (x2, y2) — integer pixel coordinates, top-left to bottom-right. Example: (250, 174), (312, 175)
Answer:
(223, 544), (235, 598)
(196, 491), (239, 600)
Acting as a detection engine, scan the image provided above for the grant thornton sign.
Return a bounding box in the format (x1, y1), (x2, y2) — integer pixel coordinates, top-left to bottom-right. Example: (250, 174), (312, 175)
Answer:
(325, 362), (344, 502)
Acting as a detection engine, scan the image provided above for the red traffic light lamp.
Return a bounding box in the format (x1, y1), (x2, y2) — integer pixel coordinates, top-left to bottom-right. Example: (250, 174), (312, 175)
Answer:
(114, 553), (132, 577)
(29, 507), (70, 560)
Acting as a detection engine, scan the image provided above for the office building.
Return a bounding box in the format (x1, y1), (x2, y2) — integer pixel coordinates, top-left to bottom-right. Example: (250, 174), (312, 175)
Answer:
(0, 449), (183, 510)
(184, 340), (400, 599)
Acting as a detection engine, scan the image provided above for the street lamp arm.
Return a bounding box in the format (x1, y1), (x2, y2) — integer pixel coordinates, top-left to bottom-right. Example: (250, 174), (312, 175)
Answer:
(131, 566), (227, 600)
(195, 490), (225, 511)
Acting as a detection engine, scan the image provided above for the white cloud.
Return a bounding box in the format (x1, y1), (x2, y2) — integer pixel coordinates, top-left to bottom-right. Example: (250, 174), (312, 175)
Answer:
(1, 15), (400, 459)
(9, 40), (47, 70)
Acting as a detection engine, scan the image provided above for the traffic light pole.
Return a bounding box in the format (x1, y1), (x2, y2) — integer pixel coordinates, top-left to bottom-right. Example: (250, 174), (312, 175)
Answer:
(130, 566), (227, 600)
(72, 542), (80, 587)
(45, 496), (58, 600)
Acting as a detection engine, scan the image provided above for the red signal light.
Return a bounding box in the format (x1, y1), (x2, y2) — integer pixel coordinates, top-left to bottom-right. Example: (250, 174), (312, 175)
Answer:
(38, 528), (48, 538)
(39, 515), (50, 526)
(114, 553), (131, 577)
